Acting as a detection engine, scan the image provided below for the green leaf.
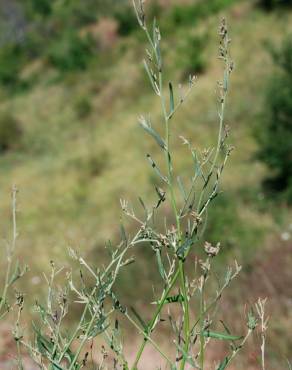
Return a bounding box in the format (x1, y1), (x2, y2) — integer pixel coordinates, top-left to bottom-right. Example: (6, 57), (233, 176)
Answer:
(138, 196), (148, 218)
(203, 330), (243, 341)
(223, 70), (228, 92)
(169, 82), (175, 117)
(88, 316), (109, 337)
(155, 249), (166, 281)
(176, 238), (194, 260)
(120, 223), (127, 245)
(51, 364), (63, 370)
(247, 310), (257, 330)
(177, 176), (187, 201)
(217, 357), (229, 370)
(139, 116), (166, 150)
(146, 154), (168, 183)
(33, 323), (54, 356)
(130, 306), (148, 332)
(8, 261), (27, 286)
(143, 60), (159, 95)
(165, 294), (184, 304)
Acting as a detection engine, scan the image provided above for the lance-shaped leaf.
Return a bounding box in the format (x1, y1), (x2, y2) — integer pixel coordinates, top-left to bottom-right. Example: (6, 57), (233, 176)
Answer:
(138, 196), (148, 218)
(203, 330), (243, 341)
(143, 60), (160, 95)
(120, 223), (128, 245)
(152, 294), (185, 305)
(130, 306), (148, 333)
(168, 82), (175, 118)
(8, 261), (27, 286)
(176, 238), (194, 260)
(177, 176), (187, 202)
(146, 154), (168, 183)
(88, 316), (109, 338)
(153, 19), (162, 69)
(155, 249), (166, 281)
(223, 69), (228, 92)
(217, 357), (229, 370)
(139, 116), (166, 150)
(166, 294), (184, 304)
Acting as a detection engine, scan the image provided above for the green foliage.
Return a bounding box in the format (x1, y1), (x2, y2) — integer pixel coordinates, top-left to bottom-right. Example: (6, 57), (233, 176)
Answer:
(256, 36), (292, 201)
(74, 96), (93, 119)
(0, 113), (23, 153)
(169, 0), (236, 26)
(47, 31), (95, 72)
(0, 45), (25, 87)
(259, 0), (292, 10)
(114, 5), (139, 36)
(178, 33), (207, 77)
(25, 0), (53, 16)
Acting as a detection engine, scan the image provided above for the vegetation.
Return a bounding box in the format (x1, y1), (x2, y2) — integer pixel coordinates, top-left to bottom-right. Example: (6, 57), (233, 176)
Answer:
(0, 0), (291, 368)
(259, 0), (292, 10)
(256, 36), (292, 201)
(0, 5), (269, 369)
(0, 113), (22, 153)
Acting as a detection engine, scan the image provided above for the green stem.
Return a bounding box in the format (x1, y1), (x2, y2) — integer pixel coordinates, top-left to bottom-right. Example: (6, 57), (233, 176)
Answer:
(199, 279), (206, 370)
(126, 313), (173, 366)
(131, 268), (180, 369)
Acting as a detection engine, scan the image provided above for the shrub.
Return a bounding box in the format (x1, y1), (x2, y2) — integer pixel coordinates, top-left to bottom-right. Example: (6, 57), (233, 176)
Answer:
(178, 33), (207, 77)
(259, 0), (292, 10)
(169, 0), (236, 27)
(256, 36), (292, 200)
(114, 5), (138, 36)
(0, 113), (23, 153)
(74, 95), (93, 119)
(47, 31), (95, 72)
(25, 0), (53, 16)
(0, 45), (24, 87)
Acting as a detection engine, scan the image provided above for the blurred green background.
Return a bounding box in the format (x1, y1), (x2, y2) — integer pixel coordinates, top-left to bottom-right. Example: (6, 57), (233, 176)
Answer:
(0, 0), (292, 368)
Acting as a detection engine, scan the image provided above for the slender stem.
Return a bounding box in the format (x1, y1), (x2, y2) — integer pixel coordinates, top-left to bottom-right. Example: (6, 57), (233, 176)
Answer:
(68, 308), (105, 370)
(224, 329), (253, 367)
(197, 96), (226, 214)
(126, 312), (173, 366)
(21, 341), (65, 370)
(58, 287), (96, 362)
(199, 279), (206, 370)
(0, 186), (17, 314)
(131, 268), (180, 369)
(132, 24), (192, 370)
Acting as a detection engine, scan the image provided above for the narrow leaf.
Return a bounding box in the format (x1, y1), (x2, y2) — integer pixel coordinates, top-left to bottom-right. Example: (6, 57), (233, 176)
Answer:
(169, 82), (175, 117)
(139, 116), (166, 149)
(165, 294), (184, 304)
(143, 60), (159, 95)
(217, 357), (229, 370)
(176, 238), (194, 260)
(130, 306), (148, 332)
(155, 249), (166, 281)
(146, 154), (168, 183)
(120, 224), (127, 245)
(138, 196), (148, 219)
(203, 330), (243, 341)
(177, 176), (187, 201)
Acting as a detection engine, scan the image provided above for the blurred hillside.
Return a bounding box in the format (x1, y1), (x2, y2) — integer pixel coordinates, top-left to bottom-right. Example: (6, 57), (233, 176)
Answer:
(0, 0), (291, 368)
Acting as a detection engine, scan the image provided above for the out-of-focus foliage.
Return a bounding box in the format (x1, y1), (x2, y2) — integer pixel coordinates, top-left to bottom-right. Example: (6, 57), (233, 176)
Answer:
(169, 0), (236, 26)
(259, 0), (292, 10)
(47, 31), (95, 72)
(0, 0), (134, 86)
(178, 33), (207, 77)
(256, 36), (292, 201)
(0, 112), (22, 153)
(0, 44), (24, 86)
